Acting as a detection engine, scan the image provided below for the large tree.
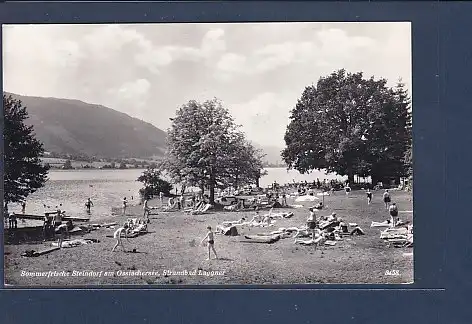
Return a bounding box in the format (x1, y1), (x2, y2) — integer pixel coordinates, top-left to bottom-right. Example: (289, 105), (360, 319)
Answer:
(3, 94), (49, 208)
(162, 98), (264, 204)
(282, 69), (411, 184)
(224, 135), (266, 189)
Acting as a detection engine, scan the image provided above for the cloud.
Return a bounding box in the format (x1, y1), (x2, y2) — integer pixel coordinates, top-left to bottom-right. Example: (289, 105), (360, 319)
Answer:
(106, 78), (151, 118)
(214, 28), (377, 80)
(201, 28), (226, 57)
(228, 92), (298, 146)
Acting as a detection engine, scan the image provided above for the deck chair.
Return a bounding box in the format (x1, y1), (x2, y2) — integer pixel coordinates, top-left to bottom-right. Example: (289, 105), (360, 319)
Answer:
(191, 204), (212, 215)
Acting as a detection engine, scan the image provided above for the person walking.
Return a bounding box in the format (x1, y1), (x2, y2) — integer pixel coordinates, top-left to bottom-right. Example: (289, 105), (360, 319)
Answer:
(383, 190), (391, 210)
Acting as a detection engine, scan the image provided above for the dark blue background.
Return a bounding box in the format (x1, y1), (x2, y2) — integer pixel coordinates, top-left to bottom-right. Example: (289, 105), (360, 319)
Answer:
(0, 1), (470, 323)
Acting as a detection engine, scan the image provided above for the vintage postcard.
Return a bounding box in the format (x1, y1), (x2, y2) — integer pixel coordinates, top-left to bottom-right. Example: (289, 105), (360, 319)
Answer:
(2, 22), (412, 286)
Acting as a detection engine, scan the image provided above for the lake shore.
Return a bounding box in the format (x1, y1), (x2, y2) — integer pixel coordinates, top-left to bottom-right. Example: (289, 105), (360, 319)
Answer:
(4, 189), (413, 286)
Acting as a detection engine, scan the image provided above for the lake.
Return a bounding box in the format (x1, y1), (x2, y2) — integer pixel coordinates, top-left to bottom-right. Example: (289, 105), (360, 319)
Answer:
(9, 168), (347, 221)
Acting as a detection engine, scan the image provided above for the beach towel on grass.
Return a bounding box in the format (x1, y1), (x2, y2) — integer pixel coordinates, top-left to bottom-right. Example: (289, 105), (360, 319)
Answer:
(240, 234), (280, 244)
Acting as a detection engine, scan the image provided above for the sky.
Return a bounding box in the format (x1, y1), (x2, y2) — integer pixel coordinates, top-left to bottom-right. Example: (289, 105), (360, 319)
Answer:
(3, 22), (411, 147)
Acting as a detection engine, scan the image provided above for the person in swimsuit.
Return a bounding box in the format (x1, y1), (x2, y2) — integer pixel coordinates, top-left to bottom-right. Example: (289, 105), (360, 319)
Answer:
(56, 221), (71, 248)
(122, 197), (128, 215)
(366, 189), (373, 205)
(143, 199), (150, 221)
(344, 181), (351, 195)
(383, 190), (391, 210)
(53, 206), (63, 227)
(85, 198), (93, 214)
(8, 212), (17, 229)
(389, 203), (399, 227)
(112, 223), (129, 252)
(200, 226), (218, 260)
(306, 207), (317, 239)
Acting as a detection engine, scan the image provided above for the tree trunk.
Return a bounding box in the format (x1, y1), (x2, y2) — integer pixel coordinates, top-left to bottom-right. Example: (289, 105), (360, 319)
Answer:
(209, 179), (216, 205)
(255, 176), (260, 188)
(200, 181), (205, 195)
(348, 172), (354, 185)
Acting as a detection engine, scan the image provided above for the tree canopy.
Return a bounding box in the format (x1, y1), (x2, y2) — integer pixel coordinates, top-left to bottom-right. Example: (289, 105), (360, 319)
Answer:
(161, 98), (265, 203)
(282, 69), (411, 184)
(137, 167), (172, 199)
(3, 94), (49, 207)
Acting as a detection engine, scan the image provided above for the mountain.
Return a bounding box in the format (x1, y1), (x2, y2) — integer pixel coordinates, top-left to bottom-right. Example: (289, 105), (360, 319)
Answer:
(6, 93), (167, 159)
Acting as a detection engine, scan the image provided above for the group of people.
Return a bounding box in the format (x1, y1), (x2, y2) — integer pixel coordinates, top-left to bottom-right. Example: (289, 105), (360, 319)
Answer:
(4, 201), (27, 229)
(365, 189), (400, 227)
(42, 205), (73, 248)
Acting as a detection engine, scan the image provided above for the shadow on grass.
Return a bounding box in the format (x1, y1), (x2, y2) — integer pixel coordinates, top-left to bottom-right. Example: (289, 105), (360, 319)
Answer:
(216, 257), (233, 261)
(124, 250), (148, 254)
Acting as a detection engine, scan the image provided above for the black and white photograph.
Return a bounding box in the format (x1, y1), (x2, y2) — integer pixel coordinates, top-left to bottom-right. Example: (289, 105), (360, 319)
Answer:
(3, 22), (413, 286)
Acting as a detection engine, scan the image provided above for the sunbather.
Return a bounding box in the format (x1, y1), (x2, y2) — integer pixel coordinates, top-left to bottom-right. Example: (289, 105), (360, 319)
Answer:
(191, 203), (212, 215)
(222, 218), (246, 227)
(294, 231), (326, 249)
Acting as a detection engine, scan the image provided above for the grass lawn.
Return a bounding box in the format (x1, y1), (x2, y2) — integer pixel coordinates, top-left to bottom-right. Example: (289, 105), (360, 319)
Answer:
(4, 189), (413, 286)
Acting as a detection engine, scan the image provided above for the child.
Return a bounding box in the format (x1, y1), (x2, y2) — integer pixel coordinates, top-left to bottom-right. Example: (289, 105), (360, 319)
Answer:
(383, 190), (391, 210)
(200, 226), (218, 260)
(345, 183), (351, 195)
(112, 223), (129, 252)
(366, 189), (373, 205)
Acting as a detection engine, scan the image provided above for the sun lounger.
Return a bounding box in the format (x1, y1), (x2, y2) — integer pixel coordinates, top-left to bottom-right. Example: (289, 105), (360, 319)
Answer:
(191, 204), (212, 215)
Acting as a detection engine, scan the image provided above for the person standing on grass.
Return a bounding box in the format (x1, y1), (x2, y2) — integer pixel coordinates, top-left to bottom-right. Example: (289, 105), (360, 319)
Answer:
(383, 190), (391, 210)
(306, 207), (317, 240)
(159, 192), (164, 207)
(366, 189), (373, 205)
(112, 223), (129, 252)
(122, 197), (128, 215)
(8, 212), (17, 229)
(143, 198), (150, 222)
(344, 182), (351, 195)
(200, 226), (218, 260)
(56, 221), (71, 248)
(389, 203), (399, 227)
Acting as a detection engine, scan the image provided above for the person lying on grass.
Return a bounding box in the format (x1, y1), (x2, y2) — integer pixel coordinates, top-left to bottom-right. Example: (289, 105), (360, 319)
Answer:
(294, 231), (327, 250)
(222, 217), (246, 227)
(200, 226), (218, 260)
(112, 223), (129, 252)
